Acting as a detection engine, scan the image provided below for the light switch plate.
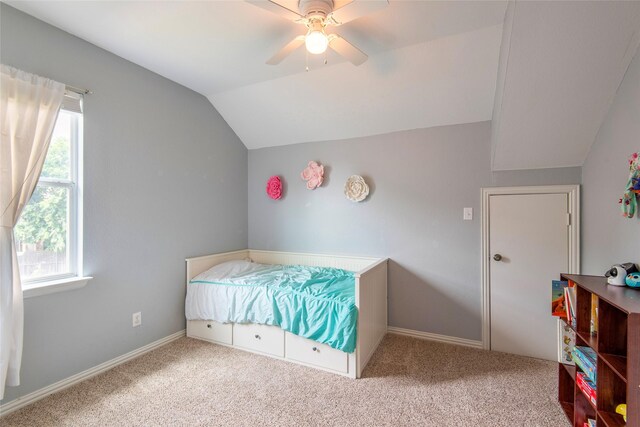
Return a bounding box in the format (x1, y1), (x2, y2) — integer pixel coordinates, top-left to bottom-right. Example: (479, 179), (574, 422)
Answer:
(463, 207), (473, 220)
(132, 312), (142, 327)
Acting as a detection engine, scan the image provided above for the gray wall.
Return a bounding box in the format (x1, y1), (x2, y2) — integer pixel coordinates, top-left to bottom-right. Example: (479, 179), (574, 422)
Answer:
(491, 167), (581, 187)
(582, 48), (640, 274)
(249, 122), (581, 341)
(0, 4), (247, 404)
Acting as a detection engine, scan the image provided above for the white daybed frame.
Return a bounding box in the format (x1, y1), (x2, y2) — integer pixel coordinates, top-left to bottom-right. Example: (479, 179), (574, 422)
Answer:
(185, 249), (388, 379)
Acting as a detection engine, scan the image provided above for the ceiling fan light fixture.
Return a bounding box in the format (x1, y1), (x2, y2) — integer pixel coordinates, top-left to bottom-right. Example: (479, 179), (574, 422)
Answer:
(305, 29), (329, 54)
(257, 0), (380, 66)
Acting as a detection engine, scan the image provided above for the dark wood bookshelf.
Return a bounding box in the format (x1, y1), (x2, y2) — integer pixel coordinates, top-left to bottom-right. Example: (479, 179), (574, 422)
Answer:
(600, 410), (627, 427)
(600, 353), (628, 382)
(563, 363), (577, 381)
(558, 274), (639, 427)
(561, 401), (576, 422)
(576, 329), (598, 352)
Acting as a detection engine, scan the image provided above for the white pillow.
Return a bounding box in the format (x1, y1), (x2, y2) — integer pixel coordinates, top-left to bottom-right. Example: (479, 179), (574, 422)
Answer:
(191, 259), (259, 282)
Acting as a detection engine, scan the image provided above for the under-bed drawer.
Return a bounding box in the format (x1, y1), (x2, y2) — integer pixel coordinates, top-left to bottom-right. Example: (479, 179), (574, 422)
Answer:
(285, 333), (348, 373)
(233, 323), (285, 357)
(187, 320), (232, 345)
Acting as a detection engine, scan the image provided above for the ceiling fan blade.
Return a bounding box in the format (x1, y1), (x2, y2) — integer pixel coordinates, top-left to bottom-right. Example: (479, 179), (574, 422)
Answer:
(246, 0), (302, 21)
(330, 0), (388, 25)
(328, 34), (368, 66)
(266, 35), (306, 65)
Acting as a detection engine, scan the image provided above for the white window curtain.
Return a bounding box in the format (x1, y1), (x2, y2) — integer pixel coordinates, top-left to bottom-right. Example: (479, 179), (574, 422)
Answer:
(0, 65), (65, 399)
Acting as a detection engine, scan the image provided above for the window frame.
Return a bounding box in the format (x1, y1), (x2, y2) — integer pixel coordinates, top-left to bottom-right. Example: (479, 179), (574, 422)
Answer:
(19, 99), (89, 296)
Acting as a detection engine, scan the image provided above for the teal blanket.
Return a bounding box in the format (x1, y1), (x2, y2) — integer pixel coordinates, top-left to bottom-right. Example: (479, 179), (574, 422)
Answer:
(186, 263), (358, 353)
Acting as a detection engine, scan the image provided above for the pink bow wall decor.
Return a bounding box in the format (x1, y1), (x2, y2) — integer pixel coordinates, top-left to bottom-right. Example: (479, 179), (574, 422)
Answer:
(300, 161), (324, 190)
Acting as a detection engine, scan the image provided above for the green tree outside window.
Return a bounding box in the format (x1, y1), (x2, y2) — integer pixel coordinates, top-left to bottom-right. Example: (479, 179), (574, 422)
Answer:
(15, 136), (70, 252)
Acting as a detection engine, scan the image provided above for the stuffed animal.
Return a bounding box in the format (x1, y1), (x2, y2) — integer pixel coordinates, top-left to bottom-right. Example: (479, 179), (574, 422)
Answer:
(620, 152), (640, 218)
(626, 272), (640, 288)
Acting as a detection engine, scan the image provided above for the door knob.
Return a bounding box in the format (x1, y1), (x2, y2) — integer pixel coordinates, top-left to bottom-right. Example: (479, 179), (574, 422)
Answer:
(493, 254), (503, 261)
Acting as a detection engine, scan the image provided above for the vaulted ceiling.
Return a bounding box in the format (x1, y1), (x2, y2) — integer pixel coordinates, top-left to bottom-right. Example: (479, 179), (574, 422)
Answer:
(5, 1), (640, 169)
(491, 1), (640, 170)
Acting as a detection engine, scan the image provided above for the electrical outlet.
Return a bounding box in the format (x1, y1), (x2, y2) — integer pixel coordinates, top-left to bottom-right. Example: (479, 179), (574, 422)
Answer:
(132, 312), (142, 327)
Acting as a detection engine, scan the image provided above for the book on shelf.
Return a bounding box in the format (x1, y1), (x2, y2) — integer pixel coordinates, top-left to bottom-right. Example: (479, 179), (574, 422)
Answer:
(551, 280), (569, 317)
(572, 346), (597, 383)
(560, 323), (575, 365)
(590, 294), (598, 336)
(563, 288), (573, 325)
(565, 286), (577, 327)
(562, 287), (577, 327)
(576, 372), (597, 407)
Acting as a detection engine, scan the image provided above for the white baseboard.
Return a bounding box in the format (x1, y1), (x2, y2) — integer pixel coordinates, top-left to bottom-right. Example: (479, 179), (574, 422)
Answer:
(387, 326), (483, 349)
(0, 329), (186, 417)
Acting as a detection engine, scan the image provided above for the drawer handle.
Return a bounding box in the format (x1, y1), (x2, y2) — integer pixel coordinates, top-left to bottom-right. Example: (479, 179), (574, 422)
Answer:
(312, 347), (318, 352)
(254, 334), (261, 340)
(207, 324), (212, 329)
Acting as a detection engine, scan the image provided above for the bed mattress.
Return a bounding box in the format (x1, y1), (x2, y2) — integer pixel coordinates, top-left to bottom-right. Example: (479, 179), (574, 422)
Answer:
(185, 260), (358, 353)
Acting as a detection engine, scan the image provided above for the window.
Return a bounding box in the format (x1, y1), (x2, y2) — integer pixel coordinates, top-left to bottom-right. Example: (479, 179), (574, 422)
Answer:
(15, 92), (85, 289)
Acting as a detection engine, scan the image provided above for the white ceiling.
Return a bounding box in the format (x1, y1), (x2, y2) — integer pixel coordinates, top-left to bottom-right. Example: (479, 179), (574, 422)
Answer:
(5, 1), (639, 166)
(211, 24), (503, 148)
(6, 0), (508, 94)
(491, 1), (640, 170)
(6, 0), (508, 149)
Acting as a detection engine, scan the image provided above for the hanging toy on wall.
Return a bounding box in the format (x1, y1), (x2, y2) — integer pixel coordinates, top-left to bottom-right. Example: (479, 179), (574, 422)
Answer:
(619, 152), (640, 218)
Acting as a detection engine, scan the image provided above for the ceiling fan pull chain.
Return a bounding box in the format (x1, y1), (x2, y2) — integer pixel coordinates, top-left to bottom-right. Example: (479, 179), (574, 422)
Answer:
(306, 49), (310, 72)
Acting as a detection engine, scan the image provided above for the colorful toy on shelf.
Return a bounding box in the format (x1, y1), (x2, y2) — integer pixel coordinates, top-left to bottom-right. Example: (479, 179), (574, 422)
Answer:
(626, 272), (640, 288)
(616, 403), (627, 422)
(605, 262), (638, 286)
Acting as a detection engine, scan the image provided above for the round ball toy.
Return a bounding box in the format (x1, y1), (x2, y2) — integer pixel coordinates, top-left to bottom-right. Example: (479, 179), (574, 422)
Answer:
(616, 404), (627, 422)
(626, 272), (640, 288)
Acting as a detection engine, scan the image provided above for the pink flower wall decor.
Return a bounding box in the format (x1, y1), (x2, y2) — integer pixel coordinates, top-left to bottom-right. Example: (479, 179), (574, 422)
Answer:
(266, 175), (283, 200)
(300, 161), (324, 190)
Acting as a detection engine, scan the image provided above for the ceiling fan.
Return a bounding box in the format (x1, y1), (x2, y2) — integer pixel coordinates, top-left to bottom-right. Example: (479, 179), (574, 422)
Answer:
(247, 0), (389, 66)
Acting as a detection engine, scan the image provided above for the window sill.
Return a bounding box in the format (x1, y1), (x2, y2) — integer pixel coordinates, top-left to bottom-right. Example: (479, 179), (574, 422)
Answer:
(23, 276), (93, 299)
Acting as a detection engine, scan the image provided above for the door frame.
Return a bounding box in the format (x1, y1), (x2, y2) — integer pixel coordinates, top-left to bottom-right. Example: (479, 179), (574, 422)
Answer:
(480, 185), (580, 351)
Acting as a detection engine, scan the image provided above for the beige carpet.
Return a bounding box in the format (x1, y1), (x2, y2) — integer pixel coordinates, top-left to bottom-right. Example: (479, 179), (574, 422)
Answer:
(2, 334), (568, 427)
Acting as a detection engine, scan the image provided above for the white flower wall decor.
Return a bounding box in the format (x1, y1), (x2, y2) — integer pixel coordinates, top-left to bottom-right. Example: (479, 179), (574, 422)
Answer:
(344, 175), (369, 202)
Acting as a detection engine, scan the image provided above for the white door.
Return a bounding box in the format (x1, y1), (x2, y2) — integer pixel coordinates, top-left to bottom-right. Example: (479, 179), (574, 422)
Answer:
(489, 193), (569, 361)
